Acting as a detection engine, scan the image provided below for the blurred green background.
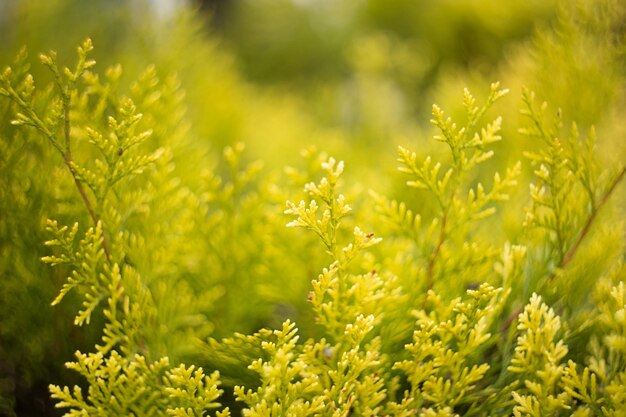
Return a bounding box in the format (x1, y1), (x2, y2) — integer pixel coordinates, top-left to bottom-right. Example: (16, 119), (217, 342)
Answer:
(1, 0), (624, 415)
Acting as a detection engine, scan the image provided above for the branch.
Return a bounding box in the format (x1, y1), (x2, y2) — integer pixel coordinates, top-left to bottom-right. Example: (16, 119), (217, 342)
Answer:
(2, 64), (112, 261)
(60, 121), (112, 262)
(427, 208), (448, 293)
(501, 165), (625, 336)
(562, 165), (626, 267)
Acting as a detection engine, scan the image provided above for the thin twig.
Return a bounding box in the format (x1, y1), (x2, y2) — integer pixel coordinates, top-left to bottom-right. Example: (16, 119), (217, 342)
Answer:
(7, 74), (112, 261)
(427, 209), (448, 292)
(500, 305), (523, 335)
(53, 72), (112, 262)
(61, 141), (112, 262)
(501, 165), (626, 335)
(562, 166), (626, 267)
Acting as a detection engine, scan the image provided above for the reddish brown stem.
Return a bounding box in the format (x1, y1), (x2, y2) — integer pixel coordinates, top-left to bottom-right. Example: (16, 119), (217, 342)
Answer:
(64, 156), (111, 261)
(502, 165), (625, 335)
(500, 306), (523, 335)
(562, 166), (626, 267)
(60, 87), (112, 262)
(427, 210), (448, 292)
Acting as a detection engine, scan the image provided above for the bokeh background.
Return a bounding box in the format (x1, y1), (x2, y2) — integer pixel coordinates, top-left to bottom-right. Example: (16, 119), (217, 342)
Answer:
(1, 0), (624, 415)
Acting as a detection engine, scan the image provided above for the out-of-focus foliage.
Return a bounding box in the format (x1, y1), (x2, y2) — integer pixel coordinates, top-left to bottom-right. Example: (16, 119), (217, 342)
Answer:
(0, 0), (625, 416)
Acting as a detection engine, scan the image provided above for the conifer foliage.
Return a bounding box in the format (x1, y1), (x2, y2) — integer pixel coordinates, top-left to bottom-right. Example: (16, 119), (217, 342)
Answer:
(1, 4), (625, 415)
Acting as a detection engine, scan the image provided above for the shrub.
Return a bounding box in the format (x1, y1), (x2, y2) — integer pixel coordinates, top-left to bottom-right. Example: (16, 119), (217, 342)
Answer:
(1, 1), (625, 416)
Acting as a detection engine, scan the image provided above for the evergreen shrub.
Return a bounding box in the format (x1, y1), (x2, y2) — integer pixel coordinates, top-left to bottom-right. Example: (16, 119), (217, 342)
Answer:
(1, 1), (625, 416)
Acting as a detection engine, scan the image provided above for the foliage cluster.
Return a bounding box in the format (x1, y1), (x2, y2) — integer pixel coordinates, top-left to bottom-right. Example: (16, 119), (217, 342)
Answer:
(1, 0), (625, 416)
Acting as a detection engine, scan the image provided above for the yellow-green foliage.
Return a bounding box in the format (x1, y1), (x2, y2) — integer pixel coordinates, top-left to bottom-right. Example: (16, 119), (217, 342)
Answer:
(49, 351), (229, 417)
(0, 0), (625, 416)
